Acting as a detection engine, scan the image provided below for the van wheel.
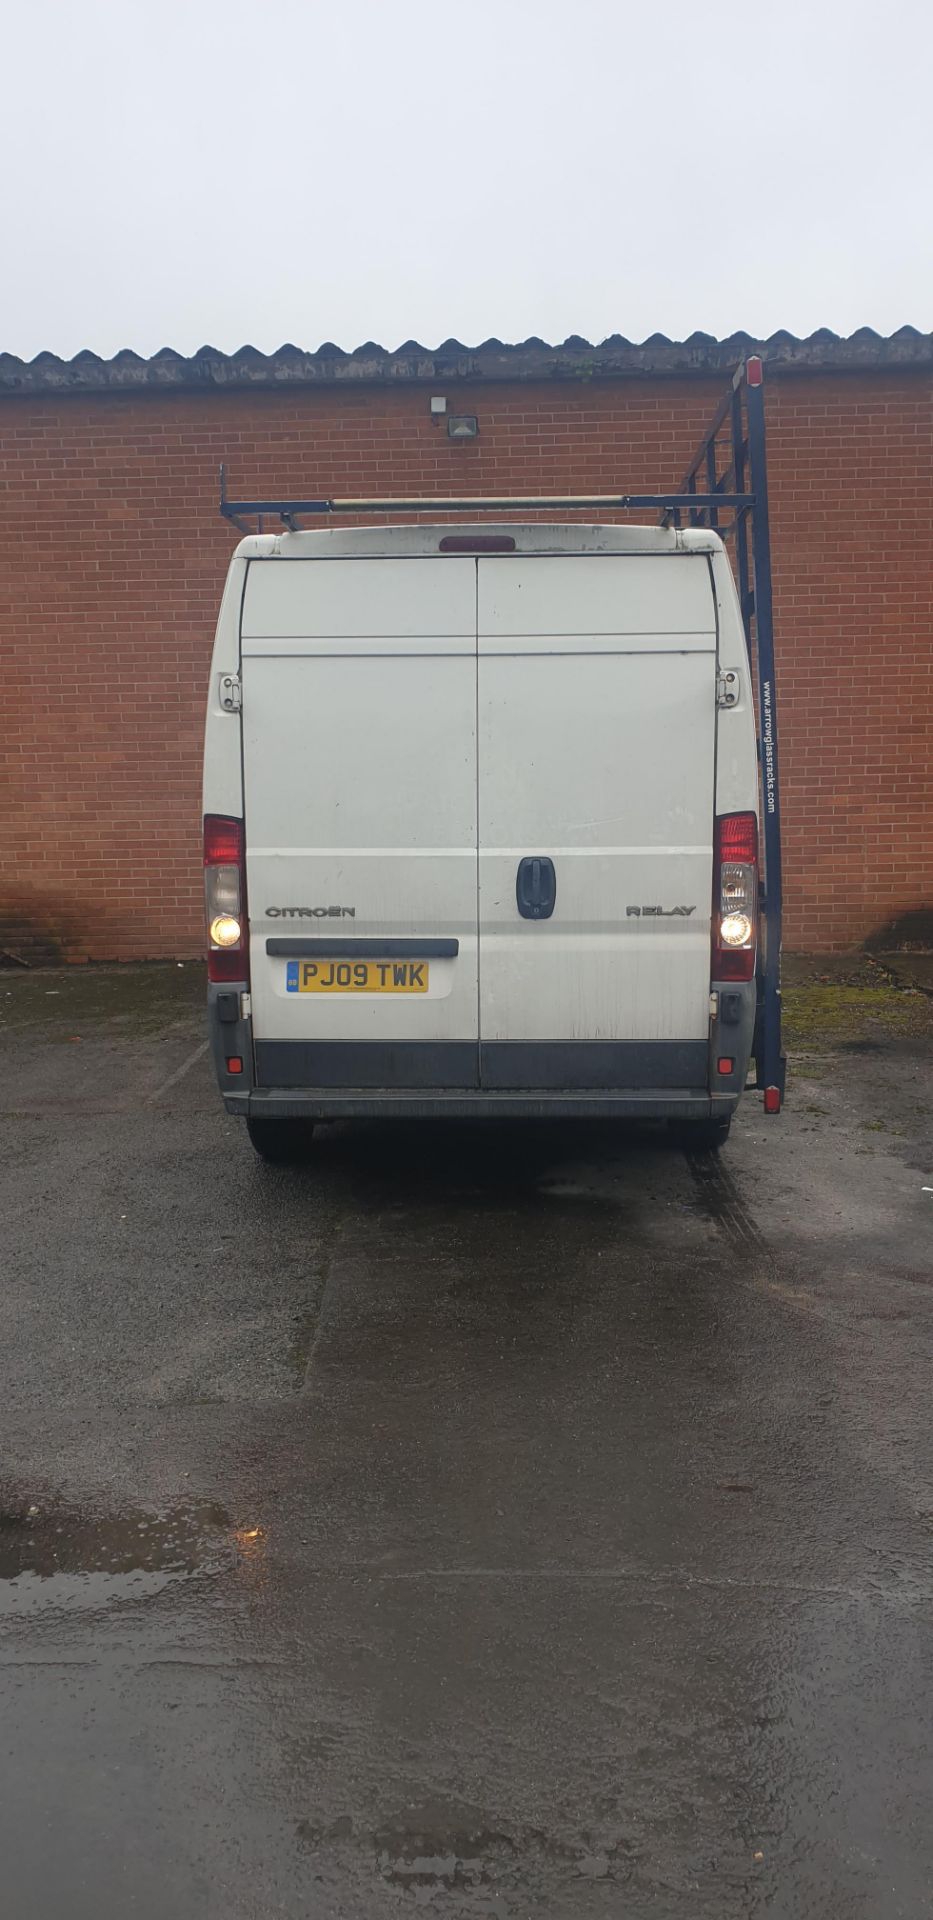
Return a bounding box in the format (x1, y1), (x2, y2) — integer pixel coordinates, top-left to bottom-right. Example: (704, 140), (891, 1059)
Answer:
(683, 1114), (732, 1152)
(246, 1116), (316, 1164)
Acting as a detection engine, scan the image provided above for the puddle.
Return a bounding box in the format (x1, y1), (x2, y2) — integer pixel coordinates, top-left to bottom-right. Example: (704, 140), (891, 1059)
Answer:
(297, 1798), (632, 1905)
(0, 1497), (233, 1612)
(372, 1806), (516, 1896)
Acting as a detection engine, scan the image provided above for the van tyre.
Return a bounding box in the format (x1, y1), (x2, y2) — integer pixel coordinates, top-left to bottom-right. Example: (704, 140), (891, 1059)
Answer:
(685, 1113), (732, 1152)
(246, 1116), (316, 1164)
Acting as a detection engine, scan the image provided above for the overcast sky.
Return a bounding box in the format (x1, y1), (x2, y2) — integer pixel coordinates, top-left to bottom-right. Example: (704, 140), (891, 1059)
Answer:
(5, 0), (931, 360)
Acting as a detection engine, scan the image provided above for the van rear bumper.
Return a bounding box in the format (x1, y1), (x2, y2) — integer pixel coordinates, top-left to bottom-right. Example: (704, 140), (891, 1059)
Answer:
(225, 1087), (736, 1122)
(209, 997), (751, 1120)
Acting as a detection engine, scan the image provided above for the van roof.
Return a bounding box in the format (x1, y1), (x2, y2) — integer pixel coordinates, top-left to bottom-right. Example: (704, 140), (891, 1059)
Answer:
(231, 523), (724, 561)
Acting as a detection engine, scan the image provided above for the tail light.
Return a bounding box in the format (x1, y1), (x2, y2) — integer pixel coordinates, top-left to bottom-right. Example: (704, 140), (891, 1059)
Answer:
(204, 815), (248, 983)
(712, 813), (758, 982)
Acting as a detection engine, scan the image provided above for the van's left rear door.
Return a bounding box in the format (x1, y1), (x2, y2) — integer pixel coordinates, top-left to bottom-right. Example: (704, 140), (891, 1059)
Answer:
(241, 557), (480, 1089)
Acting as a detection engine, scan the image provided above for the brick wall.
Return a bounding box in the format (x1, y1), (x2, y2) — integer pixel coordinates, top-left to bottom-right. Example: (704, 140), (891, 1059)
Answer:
(1, 371), (930, 961)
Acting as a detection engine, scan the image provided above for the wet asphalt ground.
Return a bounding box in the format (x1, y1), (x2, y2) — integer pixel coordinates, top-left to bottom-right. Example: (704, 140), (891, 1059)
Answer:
(1, 964), (932, 1919)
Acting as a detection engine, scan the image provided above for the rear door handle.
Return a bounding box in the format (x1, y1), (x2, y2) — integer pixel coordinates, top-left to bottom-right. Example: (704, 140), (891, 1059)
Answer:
(516, 855), (556, 920)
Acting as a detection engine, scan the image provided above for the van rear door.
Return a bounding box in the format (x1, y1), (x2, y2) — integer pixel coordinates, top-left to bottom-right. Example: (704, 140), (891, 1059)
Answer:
(240, 557), (480, 1089)
(476, 554), (716, 1089)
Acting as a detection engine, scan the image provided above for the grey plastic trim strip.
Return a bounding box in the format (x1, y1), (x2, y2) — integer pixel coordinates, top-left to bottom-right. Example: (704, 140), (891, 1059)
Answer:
(479, 1040), (707, 1090)
(255, 1039), (478, 1089)
(253, 1037), (708, 1093)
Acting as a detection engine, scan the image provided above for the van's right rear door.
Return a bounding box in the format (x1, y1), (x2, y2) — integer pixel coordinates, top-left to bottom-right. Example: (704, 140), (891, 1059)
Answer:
(477, 554), (717, 1089)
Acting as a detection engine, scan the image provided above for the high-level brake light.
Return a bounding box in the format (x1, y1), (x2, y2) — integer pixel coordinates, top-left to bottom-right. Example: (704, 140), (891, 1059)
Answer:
(712, 813), (758, 983)
(438, 534), (517, 553)
(204, 815), (248, 984)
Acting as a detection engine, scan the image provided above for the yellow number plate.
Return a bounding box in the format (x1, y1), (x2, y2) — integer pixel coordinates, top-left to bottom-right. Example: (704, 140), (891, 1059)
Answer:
(286, 959), (429, 994)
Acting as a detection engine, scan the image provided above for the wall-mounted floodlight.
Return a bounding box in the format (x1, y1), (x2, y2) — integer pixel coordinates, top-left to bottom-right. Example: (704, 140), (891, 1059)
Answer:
(447, 415), (479, 440)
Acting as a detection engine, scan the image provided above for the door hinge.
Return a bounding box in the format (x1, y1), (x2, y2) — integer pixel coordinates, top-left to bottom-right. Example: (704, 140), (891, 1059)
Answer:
(218, 673), (241, 713)
(717, 668), (740, 708)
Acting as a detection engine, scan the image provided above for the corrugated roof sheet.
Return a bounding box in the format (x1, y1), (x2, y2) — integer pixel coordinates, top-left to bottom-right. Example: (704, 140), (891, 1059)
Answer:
(1, 327), (930, 395)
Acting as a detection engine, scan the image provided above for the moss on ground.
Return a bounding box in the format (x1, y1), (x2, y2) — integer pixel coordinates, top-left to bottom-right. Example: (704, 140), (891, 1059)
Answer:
(0, 962), (205, 1035)
(783, 982), (933, 1052)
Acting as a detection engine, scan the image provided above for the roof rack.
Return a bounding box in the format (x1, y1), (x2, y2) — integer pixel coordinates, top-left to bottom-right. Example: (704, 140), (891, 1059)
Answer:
(219, 355), (784, 1109)
(218, 479), (755, 529)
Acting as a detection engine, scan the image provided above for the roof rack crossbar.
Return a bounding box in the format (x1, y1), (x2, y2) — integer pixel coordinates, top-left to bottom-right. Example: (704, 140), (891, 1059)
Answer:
(218, 489), (754, 521)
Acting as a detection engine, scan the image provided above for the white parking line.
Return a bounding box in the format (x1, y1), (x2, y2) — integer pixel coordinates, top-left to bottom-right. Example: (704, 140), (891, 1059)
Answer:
(145, 1039), (209, 1105)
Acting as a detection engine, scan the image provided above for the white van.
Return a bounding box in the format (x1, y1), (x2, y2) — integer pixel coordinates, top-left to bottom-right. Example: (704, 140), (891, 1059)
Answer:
(203, 522), (761, 1159)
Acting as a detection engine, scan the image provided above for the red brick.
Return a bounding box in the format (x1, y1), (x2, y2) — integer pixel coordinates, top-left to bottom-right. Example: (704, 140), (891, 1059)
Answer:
(1, 371), (930, 960)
